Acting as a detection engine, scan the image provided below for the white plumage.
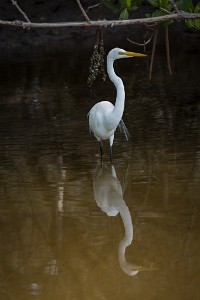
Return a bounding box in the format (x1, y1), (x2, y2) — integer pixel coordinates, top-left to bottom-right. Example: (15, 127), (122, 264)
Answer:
(88, 47), (146, 159)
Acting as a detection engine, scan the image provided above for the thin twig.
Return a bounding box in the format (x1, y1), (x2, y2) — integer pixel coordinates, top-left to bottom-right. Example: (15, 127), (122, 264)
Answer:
(160, 7), (171, 14)
(86, 3), (102, 14)
(76, 0), (91, 23)
(127, 30), (155, 46)
(144, 23), (159, 31)
(11, 0), (30, 22)
(149, 29), (158, 80)
(165, 27), (172, 74)
(170, 0), (180, 14)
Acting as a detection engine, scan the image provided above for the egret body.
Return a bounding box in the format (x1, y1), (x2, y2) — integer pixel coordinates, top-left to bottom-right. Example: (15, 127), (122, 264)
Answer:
(88, 47), (146, 159)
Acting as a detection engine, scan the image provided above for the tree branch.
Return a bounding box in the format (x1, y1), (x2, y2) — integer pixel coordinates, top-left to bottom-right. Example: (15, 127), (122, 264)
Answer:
(127, 30), (155, 47)
(75, 0), (91, 23)
(10, 0), (30, 22)
(0, 12), (199, 29)
(170, 0), (180, 14)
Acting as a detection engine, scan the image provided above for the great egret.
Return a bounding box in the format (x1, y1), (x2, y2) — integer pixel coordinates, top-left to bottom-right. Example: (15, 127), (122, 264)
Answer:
(88, 47), (146, 160)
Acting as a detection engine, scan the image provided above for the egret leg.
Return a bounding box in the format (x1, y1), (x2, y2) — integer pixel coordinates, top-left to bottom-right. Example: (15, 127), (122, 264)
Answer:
(110, 146), (113, 164)
(99, 141), (103, 165)
(109, 134), (114, 163)
(99, 141), (103, 157)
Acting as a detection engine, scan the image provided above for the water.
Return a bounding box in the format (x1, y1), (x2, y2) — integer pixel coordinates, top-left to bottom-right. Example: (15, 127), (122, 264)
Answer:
(0, 48), (200, 300)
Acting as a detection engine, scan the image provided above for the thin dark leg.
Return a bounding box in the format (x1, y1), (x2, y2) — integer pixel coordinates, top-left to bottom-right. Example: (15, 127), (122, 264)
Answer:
(99, 141), (103, 165)
(99, 141), (103, 156)
(110, 145), (113, 164)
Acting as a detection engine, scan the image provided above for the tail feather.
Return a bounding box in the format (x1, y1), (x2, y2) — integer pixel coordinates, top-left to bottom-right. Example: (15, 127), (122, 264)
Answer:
(118, 119), (131, 141)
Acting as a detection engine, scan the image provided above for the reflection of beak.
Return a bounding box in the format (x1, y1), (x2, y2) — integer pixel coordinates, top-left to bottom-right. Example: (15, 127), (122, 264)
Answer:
(120, 51), (147, 57)
(135, 266), (159, 272)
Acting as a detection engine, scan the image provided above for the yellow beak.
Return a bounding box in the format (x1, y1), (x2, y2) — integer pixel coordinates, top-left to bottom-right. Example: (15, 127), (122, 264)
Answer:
(120, 51), (147, 57)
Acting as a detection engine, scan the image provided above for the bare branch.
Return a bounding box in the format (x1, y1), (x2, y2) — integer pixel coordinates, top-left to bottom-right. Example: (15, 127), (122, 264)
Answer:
(75, 0), (91, 23)
(160, 7), (171, 15)
(0, 12), (199, 29)
(170, 0), (180, 14)
(11, 0), (30, 22)
(86, 3), (102, 14)
(127, 30), (155, 47)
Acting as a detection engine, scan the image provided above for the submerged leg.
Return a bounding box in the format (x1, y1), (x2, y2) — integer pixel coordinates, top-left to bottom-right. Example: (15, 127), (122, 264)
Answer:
(109, 134), (114, 163)
(99, 140), (103, 157)
(99, 140), (103, 165)
(110, 146), (113, 164)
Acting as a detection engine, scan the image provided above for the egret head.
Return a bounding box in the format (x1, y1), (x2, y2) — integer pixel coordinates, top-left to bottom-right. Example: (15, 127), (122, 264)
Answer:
(108, 47), (147, 60)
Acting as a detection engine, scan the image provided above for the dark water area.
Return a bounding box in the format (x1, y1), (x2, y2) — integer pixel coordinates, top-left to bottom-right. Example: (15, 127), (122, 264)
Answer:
(0, 47), (200, 300)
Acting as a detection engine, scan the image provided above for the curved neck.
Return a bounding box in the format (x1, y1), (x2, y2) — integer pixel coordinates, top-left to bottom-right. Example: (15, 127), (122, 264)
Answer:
(118, 205), (133, 263)
(107, 57), (125, 123)
(119, 205), (133, 248)
(118, 205), (139, 276)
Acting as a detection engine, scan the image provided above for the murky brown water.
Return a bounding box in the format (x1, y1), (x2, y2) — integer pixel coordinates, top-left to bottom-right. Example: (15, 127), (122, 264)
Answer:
(0, 48), (200, 299)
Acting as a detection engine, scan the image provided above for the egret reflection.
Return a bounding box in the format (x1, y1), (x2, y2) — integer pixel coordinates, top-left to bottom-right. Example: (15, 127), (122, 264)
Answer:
(93, 162), (139, 276)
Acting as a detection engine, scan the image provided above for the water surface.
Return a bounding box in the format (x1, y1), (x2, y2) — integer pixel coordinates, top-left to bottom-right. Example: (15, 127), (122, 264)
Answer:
(0, 48), (200, 300)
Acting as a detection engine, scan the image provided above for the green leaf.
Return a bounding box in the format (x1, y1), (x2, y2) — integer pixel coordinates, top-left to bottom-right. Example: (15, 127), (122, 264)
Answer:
(193, 18), (200, 29)
(175, 0), (200, 29)
(120, 8), (129, 19)
(162, 0), (171, 10)
(194, 2), (200, 13)
(147, 0), (160, 7)
(175, 0), (194, 12)
(147, 0), (172, 9)
(146, 8), (173, 26)
(146, 8), (167, 17)
(185, 5), (200, 30)
(126, 0), (132, 8)
(185, 19), (193, 28)
(129, 0), (144, 10)
(119, 0), (127, 9)
(103, 0), (144, 19)
(103, 0), (120, 13)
